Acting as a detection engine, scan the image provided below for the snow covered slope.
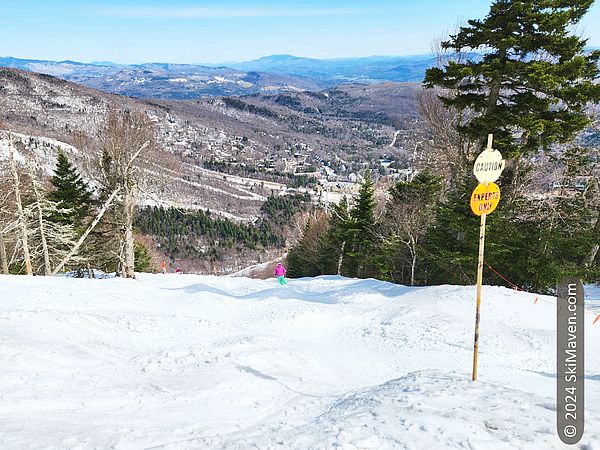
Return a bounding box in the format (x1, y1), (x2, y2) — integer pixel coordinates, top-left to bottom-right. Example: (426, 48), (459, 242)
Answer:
(1, 274), (599, 449)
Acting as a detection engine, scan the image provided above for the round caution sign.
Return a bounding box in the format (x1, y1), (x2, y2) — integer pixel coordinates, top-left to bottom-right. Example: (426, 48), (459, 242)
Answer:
(473, 149), (505, 184)
(470, 183), (501, 216)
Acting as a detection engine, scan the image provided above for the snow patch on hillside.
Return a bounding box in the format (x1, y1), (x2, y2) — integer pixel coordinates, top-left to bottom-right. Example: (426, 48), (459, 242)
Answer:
(0, 131), (79, 175)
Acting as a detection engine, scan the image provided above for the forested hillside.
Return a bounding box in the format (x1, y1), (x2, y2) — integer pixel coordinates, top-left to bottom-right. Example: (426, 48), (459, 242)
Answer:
(134, 206), (281, 273)
(134, 193), (311, 273)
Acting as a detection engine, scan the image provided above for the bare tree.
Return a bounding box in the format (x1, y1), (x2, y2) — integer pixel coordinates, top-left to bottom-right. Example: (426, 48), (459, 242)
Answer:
(96, 109), (155, 278)
(7, 136), (33, 275)
(415, 30), (477, 180)
(26, 163), (51, 275)
(288, 208), (329, 275)
(382, 201), (428, 286)
(380, 172), (442, 286)
(580, 144), (600, 267)
(23, 198), (81, 275)
(4, 134), (91, 275)
(585, 120), (600, 268)
(0, 144), (18, 275)
(0, 234), (7, 274)
(0, 188), (12, 274)
(300, 209), (329, 265)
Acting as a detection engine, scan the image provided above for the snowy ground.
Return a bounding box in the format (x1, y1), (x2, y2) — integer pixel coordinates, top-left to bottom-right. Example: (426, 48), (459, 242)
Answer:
(1, 274), (599, 449)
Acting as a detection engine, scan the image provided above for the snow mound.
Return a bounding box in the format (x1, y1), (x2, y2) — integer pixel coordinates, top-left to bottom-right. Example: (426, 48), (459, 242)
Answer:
(219, 370), (599, 450)
(0, 274), (599, 449)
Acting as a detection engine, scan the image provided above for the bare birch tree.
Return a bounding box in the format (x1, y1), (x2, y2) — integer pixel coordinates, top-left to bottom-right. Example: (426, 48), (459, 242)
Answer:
(23, 199), (81, 275)
(26, 163), (51, 275)
(96, 109), (155, 278)
(7, 136), (33, 275)
(0, 187), (12, 274)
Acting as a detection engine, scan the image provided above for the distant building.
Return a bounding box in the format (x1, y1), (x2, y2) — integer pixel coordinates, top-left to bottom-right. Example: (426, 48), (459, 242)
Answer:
(378, 158), (394, 168)
(548, 177), (589, 192)
(391, 168), (416, 182)
(574, 179), (587, 191)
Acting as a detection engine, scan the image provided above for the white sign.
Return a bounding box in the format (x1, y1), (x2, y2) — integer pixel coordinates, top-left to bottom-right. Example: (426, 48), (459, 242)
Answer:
(473, 149), (505, 183)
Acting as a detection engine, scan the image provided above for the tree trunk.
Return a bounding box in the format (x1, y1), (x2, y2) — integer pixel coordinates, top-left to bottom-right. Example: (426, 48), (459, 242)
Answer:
(486, 47), (506, 113)
(0, 231), (8, 274)
(411, 251), (417, 287)
(9, 138), (32, 275)
(584, 210), (600, 266)
(407, 236), (417, 287)
(483, 46), (506, 145)
(29, 167), (51, 275)
(118, 239), (126, 278)
(120, 141), (147, 279)
(123, 190), (135, 279)
(37, 200), (51, 276)
(336, 240), (345, 276)
(587, 244), (599, 266)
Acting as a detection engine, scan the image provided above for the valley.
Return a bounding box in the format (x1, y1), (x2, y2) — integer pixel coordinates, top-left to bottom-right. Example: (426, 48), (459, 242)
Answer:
(0, 67), (422, 273)
(1, 56), (597, 275)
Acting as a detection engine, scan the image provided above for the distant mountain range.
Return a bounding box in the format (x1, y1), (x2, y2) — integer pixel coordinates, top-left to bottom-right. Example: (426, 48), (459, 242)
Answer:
(225, 54), (436, 83)
(0, 54), (435, 99)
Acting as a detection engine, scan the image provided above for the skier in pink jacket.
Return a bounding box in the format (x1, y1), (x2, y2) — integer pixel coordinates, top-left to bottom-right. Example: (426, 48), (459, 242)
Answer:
(274, 262), (287, 285)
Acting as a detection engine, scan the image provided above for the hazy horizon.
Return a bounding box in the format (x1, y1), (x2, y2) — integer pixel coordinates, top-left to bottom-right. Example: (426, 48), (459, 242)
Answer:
(0, 52), (438, 66)
(2, 0), (598, 65)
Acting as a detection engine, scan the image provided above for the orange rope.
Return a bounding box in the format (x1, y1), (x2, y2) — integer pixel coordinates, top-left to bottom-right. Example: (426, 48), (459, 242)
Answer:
(483, 261), (523, 291)
(483, 260), (600, 324)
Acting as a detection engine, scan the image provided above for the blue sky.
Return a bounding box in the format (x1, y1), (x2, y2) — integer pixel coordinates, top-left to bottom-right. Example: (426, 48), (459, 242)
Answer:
(1, 0), (599, 64)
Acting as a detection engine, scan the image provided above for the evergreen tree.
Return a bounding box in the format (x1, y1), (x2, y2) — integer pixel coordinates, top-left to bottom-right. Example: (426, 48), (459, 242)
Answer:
(320, 196), (351, 275)
(424, 157), (599, 293)
(134, 242), (154, 273)
(48, 150), (92, 228)
(345, 171), (377, 278)
(286, 210), (329, 277)
(424, 0), (600, 162)
(260, 193), (311, 226)
(421, 0), (600, 292)
(133, 206), (284, 268)
(422, 177), (481, 286)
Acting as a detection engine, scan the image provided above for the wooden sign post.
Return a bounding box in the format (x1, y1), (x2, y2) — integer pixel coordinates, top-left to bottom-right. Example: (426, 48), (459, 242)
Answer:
(470, 134), (504, 381)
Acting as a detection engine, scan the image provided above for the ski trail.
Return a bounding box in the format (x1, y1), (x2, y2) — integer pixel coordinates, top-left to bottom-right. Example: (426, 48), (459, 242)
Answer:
(389, 130), (400, 147)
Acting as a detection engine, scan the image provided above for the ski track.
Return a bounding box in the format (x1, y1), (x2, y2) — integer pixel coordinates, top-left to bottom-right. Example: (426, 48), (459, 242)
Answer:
(144, 166), (268, 202)
(0, 274), (599, 449)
